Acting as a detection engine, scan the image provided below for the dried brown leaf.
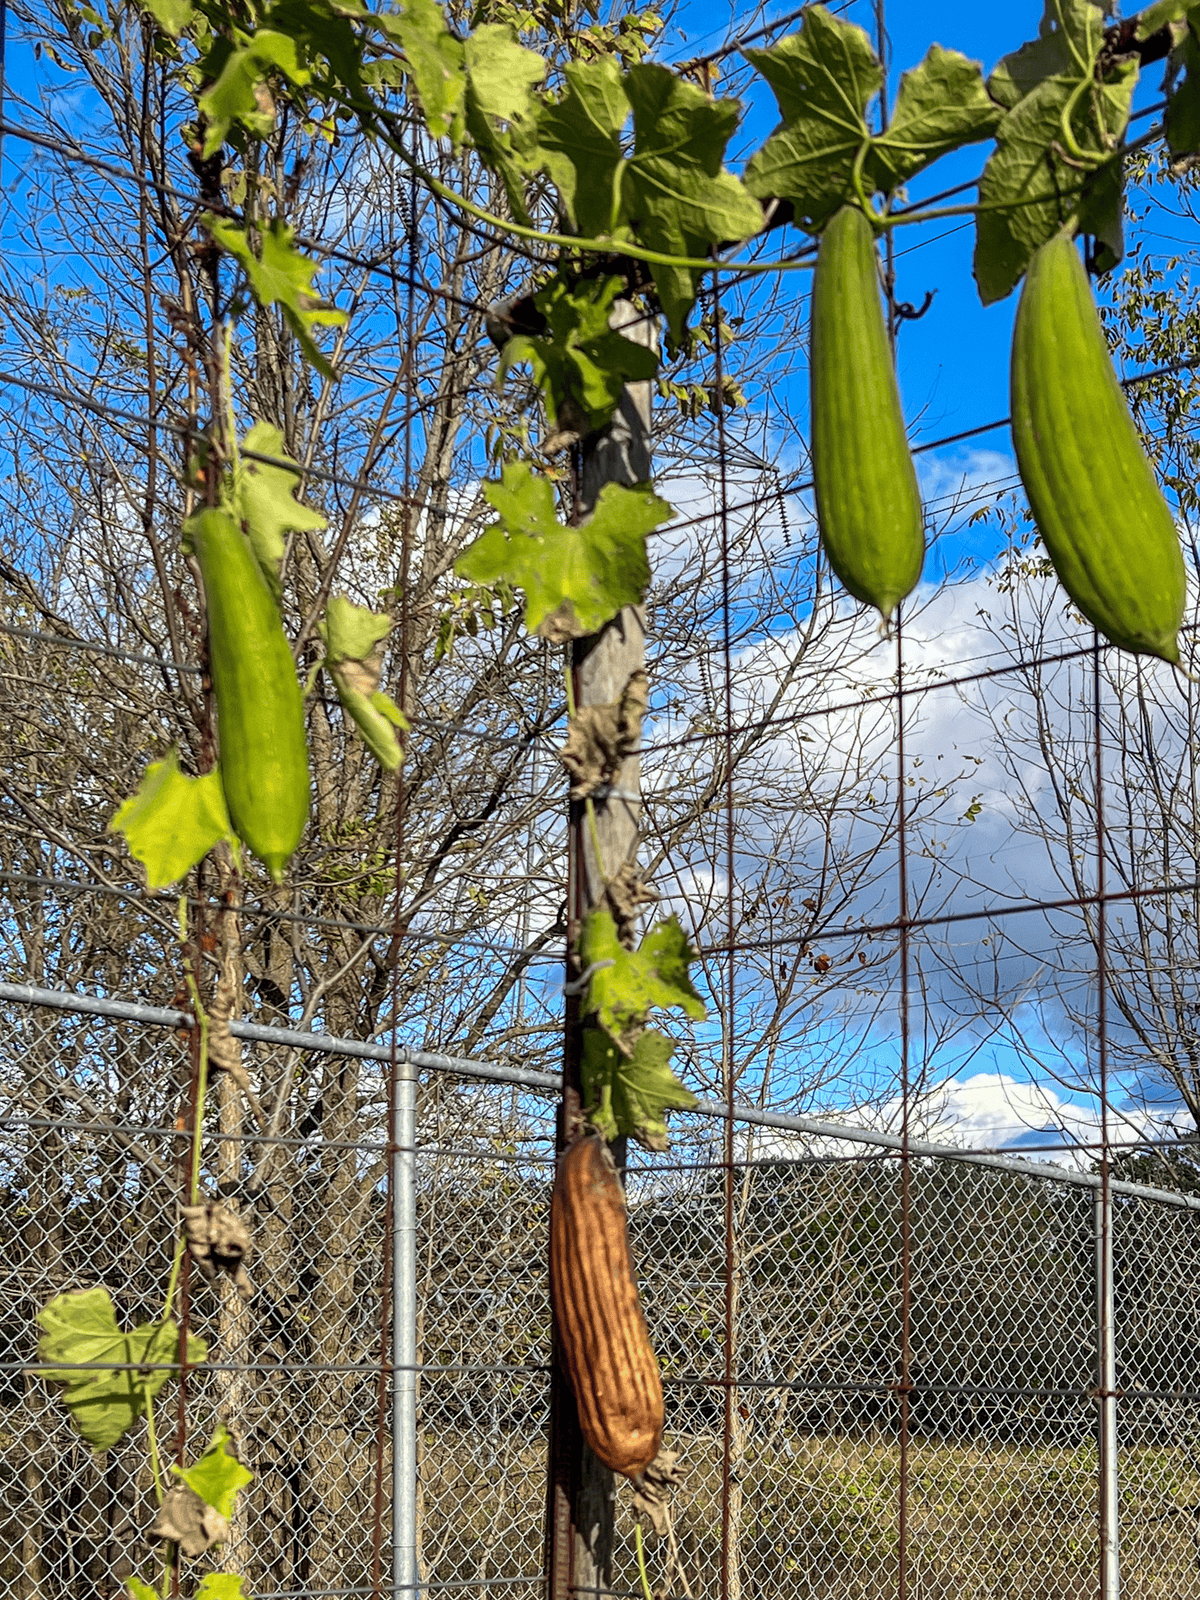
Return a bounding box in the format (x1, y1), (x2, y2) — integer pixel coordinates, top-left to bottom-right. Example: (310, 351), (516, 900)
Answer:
(148, 1483), (230, 1557)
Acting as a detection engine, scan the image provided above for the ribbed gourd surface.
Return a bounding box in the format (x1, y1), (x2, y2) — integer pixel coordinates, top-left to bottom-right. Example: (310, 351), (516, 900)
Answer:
(810, 204), (924, 619)
(550, 1134), (663, 1477)
(195, 509), (310, 880)
(1010, 228), (1184, 663)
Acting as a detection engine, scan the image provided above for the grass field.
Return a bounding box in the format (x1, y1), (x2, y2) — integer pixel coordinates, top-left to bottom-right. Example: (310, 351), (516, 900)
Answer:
(5, 1421), (1197, 1597)
(420, 1431), (1200, 1600)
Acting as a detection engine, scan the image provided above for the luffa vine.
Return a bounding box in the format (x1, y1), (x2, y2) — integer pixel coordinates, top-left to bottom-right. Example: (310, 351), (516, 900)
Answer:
(31, 0), (1200, 1593)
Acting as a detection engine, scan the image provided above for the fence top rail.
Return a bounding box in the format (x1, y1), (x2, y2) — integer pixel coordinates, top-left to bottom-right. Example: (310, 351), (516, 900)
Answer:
(4, 979), (1199, 1212)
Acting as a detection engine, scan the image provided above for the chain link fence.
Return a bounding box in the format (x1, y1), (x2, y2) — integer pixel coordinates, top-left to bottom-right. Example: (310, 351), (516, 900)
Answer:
(4, 990), (1200, 1600)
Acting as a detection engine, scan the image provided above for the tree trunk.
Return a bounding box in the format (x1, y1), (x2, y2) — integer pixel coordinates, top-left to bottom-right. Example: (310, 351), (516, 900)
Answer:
(549, 299), (656, 1600)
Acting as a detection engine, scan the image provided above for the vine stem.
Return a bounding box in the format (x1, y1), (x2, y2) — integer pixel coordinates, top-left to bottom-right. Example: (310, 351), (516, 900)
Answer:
(635, 1523), (653, 1600)
(851, 135), (885, 225)
(134, 898), (215, 1591)
(158, 1237), (188, 1330)
(142, 1389), (174, 1600)
(334, 82), (1117, 258)
(562, 660), (612, 888)
(178, 893), (212, 1208)
(144, 1391), (165, 1505)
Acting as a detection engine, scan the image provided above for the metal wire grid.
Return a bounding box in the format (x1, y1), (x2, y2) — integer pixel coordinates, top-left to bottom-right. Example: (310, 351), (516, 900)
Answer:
(4, 998), (1200, 1600)
(4, 9), (1200, 1600)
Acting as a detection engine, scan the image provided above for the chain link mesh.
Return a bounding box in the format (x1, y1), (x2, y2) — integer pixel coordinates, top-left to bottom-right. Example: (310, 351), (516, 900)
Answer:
(4, 999), (1200, 1599)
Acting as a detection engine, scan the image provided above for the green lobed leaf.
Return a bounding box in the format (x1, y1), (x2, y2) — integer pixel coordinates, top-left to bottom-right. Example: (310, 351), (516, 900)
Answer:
(322, 593), (390, 662)
(499, 274), (659, 435)
(127, 1580), (159, 1600)
(743, 6), (881, 232)
(319, 596), (407, 771)
(462, 24), (546, 223)
(257, 0), (368, 100)
(233, 422), (327, 597)
(110, 751), (235, 890)
(864, 46), (1002, 193)
(536, 57), (628, 236)
(973, 54), (1137, 303)
(38, 1288), (207, 1451)
(173, 1424), (253, 1519)
(377, 0), (465, 139)
(579, 908), (706, 1053)
(205, 216), (347, 378)
(137, 0), (195, 36)
(196, 1577), (251, 1600)
(1167, 23), (1200, 158)
(622, 64), (763, 342)
(198, 31), (311, 156)
(988, 0), (1107, 109)
(988, 31), (1074, 110)
(581, 1026), (697, 1152)
(1136, 0), (1192, 36)
(520, 57), (756, 339)
(456, 463), (670, 639)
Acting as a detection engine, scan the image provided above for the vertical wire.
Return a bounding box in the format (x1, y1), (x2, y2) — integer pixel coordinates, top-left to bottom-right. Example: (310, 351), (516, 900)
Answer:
(870, 4), (911, 1594)
(709, 188), (738, 1600)
(0, 0), (7, 183)
(1094, 635), (1117, 1600)
(896, 613), (912, 1600)
(372, 147), (418, 1600)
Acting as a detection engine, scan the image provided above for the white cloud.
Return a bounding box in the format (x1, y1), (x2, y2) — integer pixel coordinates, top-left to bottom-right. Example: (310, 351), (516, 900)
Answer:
(906, 1071), (1104, 1153)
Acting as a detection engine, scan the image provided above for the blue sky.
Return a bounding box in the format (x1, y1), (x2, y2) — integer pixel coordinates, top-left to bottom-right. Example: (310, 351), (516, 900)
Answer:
(4, 0), (1195, 1154)
(664, 0), (1043, 442)
(661, 1), (1185, 571)
(646, 2), (1198, 1151)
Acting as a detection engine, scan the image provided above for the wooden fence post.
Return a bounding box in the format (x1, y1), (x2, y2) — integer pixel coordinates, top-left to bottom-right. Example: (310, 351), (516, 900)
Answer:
(547, 298), (657, 1600)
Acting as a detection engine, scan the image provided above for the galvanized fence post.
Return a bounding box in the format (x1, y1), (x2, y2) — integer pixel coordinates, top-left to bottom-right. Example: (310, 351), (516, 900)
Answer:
(394, 1054), (419, 1599)
(1095, 1184), (1119, 1600)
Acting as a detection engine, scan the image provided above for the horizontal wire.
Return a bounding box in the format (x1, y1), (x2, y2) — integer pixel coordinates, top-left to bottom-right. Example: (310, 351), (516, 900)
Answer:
(694, 877), (1200, 962)
(13, 1359), (1198, 1405)
(4, 983), (1198, 1208)
(0, 618), (200, 673)
(649, 351), (1200, 550)
(0, 364), (418, 505)
(0, 1114), (555, 1158)
(7, 1112), (1200, 1178)
(0, 118), (499, 324)
(644, 599), (1200, 761)
(0, 625), (564, 752)
(10, 844), (1200, 973)
(11, 1359), (548, 1375)
(694, 865), (1200, 959)
(245, 1585), (543, 1599)
(660, 1374), (1200, 1403)
(0, 870), (565, 964)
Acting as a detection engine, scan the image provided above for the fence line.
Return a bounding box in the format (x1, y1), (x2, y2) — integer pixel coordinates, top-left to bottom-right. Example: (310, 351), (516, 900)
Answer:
(5, 979), (1197, 1213)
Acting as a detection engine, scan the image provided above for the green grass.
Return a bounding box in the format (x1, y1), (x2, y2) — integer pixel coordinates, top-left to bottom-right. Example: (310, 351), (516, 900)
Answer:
(419, 1432), (1200, 1600)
